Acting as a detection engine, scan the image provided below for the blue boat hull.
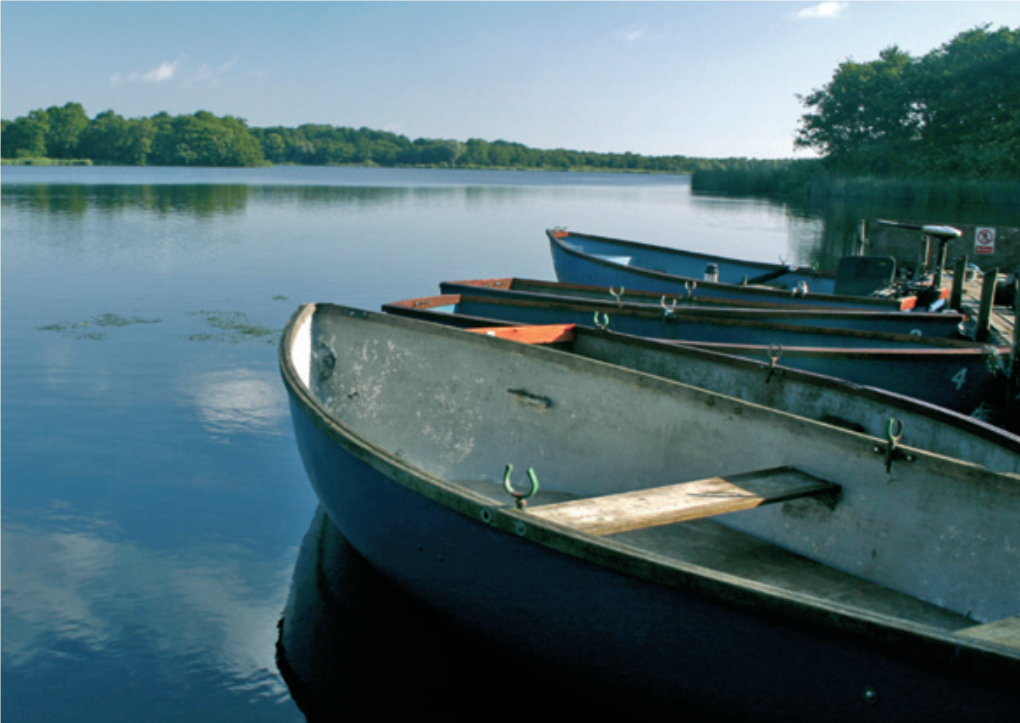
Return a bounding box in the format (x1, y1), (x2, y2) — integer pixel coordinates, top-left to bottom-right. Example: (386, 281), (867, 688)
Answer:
(549, 230), (940, 311)
(553, 229), (838, 291)
(281, 306), (1019, 718)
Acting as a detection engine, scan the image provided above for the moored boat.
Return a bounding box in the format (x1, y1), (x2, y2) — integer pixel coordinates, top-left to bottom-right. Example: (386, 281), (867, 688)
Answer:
(385, 319), (1020, 473)
(549, 229), (953, 311)
(280, 303), (1020, 719)
(383, 293), (1009, 415)
(440, 276), (969, 337)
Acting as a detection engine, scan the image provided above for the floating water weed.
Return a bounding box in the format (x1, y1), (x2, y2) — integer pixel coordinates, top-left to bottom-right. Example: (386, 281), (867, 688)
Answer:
(38, 314), (163, 340)
(188, 310), (279, 344)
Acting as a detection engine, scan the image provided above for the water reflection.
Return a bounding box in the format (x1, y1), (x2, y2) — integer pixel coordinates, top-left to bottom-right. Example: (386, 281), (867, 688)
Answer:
(773, 194), (1020, 273)
(2, 514), (294, 706)
(278, 507), (624, 719)
(0, 183), (252, 218)
(188, 369), (289, 439)
(0, 178), (675, 219)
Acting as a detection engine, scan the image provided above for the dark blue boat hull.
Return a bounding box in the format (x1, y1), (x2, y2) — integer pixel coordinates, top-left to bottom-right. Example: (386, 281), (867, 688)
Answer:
(286, 395), (1019, 720)
(549, 230), (935, 311)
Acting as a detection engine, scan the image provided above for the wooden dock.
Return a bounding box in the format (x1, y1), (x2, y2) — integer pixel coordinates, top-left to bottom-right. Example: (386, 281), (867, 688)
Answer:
(954, 264), (1016, 345)
(954, 265), (1018, 428)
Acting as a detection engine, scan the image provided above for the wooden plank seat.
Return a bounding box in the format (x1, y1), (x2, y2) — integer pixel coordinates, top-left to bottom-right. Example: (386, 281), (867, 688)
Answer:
(956, 615), (1020, 651)
(529, 466), (839, 536)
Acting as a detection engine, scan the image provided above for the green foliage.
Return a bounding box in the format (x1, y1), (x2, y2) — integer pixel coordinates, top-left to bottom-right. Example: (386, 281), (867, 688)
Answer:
(691, 159), (1019, 207)
(3, 107), (265, 167)
(796, 24), (1019, 179)
(248, 124), (711, 172)
(2, 109), (50, 158)
(148, 111), (265, 167)
(2, 102), (727, 172)
(44, 102), (90, 159)
(78, 110), (152, 165)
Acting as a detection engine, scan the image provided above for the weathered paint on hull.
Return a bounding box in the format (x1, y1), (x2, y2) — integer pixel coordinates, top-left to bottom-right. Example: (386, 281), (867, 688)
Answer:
(549, 230), (936, 311)
(280, 304), (1020, 719)
(560, 328), (1020, 474)
(384, 296), (1007, 415)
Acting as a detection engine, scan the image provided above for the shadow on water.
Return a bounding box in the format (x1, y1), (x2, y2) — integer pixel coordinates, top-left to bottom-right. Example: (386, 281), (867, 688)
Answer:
(277, 507), (689, 720)
(775, 195), (1020, 274)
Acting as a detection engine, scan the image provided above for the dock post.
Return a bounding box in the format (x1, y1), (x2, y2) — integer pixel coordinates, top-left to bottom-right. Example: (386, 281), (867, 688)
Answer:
(1010, 276), (1020, 417)
(976, 267), (999, 343)
(934, 238), (950, 289)
(951, 256), (968, 311)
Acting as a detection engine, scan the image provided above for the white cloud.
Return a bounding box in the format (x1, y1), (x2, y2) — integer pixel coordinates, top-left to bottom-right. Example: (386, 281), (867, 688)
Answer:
(619, 26), (646, 43)
(184, 57), (240, 87)
(110, 56), (243, 88)
(795, 2), (848, 20)
(142, 60), (180, 83)
(111, 57), (186, 86)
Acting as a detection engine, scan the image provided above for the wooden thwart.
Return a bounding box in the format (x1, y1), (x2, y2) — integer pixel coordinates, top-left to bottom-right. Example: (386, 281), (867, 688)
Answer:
(529, 466), (838, 536)
(957, 615), (1020, 651)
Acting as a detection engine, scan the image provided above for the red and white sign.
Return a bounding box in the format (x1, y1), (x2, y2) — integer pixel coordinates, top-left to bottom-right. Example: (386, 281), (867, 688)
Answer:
(974, 227), (997, 255)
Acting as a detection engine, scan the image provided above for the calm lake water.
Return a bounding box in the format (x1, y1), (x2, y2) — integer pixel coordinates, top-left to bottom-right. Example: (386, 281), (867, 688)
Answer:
(0, 166), (1008, 721)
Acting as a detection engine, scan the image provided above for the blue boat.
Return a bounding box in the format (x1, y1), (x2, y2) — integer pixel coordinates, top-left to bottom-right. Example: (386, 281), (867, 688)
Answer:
(280, 303), (1020, 719)
(383, 293), (1009, 414)
(440, 277), (968, 338)
(549, 229), (953, 311)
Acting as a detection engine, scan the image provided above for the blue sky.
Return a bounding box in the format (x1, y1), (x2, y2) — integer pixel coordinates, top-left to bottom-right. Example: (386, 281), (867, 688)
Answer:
(2, 1), (1017, 158)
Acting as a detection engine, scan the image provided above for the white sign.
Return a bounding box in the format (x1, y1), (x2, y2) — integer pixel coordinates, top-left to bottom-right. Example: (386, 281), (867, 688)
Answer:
(975, 227), (997, 255)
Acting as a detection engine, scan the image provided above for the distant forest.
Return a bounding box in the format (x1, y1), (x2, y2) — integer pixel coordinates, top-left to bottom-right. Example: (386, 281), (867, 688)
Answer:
(0, 103), (725, 174)
(3, 24), (1016, 196)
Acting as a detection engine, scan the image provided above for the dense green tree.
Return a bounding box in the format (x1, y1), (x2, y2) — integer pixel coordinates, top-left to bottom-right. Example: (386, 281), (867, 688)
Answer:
(795, 46), (918, 174)
(912, 25), (1020, 177)
(78, 110), (152, 165)
(147, 111), (264, 166)
(796, 24), (1019, 179)
(44, 102), (90, 159)
(1, 109), (50, 158)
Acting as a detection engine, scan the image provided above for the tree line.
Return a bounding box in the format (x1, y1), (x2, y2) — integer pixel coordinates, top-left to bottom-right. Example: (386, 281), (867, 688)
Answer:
(794, 24), (1018, 179)
(1, 103), (724, 173)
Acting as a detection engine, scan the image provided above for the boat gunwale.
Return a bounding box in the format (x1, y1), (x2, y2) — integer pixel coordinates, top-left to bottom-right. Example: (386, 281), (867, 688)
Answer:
(441, 276), (969, 323)
(279, 303), (1020, 677)
(380, 303), (1020, 459)
(550, 228), (837, 280)
(393, 292), (991, 350)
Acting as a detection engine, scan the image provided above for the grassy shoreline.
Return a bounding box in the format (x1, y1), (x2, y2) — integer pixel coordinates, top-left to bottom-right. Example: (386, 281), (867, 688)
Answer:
(691, 164), (1020, 207)
(2, 157), (93, 166)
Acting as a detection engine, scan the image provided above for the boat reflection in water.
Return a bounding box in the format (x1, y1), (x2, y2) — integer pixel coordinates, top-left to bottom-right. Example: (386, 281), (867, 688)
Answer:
(277, 506), (613, 720)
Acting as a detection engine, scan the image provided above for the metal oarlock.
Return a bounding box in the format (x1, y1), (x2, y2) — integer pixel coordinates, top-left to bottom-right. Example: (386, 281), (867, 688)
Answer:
(503, 464), (539, 509)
